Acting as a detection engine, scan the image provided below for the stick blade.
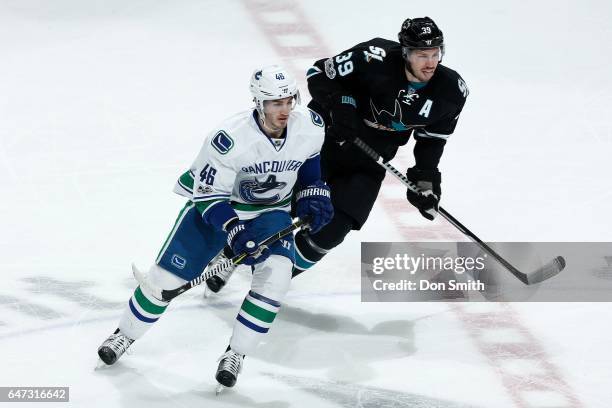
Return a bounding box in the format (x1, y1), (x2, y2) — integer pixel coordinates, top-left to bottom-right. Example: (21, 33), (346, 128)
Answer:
(526, 256), (566, 285)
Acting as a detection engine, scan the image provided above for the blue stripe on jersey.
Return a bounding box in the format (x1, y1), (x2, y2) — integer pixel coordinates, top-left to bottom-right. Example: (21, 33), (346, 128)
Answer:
(236, 314), (269, 333)
(129, 299), (159, 323)
(248, 290), (281, 308)
(297, 154), (321, 186)
(193, 193), (231, 201)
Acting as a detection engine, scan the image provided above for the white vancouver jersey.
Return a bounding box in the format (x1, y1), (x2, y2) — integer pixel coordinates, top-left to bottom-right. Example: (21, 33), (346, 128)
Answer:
(174, 107), (325, 220)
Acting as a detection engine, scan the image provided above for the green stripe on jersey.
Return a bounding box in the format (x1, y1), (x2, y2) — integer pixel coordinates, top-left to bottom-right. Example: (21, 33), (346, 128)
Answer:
(241, 298), (277, 323)
(156, 201), (194, 262)
(232, 196), (292, 212)
(195, 199), (224, 215)
(134, 287), (167, 314)
(179, 171), (195, 189)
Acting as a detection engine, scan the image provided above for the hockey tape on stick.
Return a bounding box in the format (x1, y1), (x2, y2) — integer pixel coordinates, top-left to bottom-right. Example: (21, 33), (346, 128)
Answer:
(352, 137), (566, 286)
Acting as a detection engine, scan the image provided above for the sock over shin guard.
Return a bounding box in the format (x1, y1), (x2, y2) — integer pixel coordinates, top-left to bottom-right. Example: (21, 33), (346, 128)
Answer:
(292, 210), (354, 277)
(230, 290), (281, 355)
(118, 264), (184, 340)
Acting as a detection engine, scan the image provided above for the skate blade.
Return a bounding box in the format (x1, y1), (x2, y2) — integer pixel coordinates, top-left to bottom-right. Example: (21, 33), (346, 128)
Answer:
(215, 384), (226, 395)
(94, 358), (109, 370)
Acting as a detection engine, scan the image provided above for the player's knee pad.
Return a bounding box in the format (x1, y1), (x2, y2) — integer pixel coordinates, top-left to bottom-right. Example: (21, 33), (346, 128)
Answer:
(147, 264), (188, 292)
(250, 254), (292, 303)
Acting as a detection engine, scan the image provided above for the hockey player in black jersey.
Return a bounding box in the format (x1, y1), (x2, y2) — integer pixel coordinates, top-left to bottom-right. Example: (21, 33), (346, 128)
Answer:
(292, 16), (469, 276)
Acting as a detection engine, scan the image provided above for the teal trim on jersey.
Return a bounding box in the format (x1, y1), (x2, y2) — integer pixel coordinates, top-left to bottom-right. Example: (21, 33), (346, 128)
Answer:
(295, 249), (315, 270)
(306, 66), (322, 79)
(156, 201), (194, 263)
(232, 196), (292, 212)
(408, 81), (427, 90)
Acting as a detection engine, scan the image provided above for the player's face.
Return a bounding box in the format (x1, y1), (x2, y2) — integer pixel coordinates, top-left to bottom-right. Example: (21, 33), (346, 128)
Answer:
(263, 96), (295, 130)
(407, 48), (441, 82)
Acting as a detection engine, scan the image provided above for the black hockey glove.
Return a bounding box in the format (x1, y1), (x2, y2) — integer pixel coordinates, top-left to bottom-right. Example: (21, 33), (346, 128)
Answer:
(328, 95), (363, 146)
(226, 220), (270, 266)
(405, 167), (441, 221)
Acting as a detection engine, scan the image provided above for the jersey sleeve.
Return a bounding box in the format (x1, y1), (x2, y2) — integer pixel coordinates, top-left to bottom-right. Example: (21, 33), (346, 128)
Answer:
(413, 75), (468, 169)
(414, 74), (468, 140)
(306, 38), (389, 111)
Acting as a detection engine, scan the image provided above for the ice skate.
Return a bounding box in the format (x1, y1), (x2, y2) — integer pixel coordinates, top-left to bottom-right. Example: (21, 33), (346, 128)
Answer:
(97, 329), (134, 366)
(214, 348), (244, 394)
(205, 247), (236, 295)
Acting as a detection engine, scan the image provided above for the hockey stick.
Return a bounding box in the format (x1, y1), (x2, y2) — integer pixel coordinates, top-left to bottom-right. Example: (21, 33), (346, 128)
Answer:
(352, 137), (566, 285)
(133, 218), (308, 302)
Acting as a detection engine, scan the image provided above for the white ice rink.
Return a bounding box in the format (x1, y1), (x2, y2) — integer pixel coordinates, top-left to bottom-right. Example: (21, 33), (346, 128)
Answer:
(1, 0), (611, 407)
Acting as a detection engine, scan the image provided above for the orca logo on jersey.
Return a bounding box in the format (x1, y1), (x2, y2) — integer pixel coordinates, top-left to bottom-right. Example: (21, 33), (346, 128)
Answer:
(239, 174), (287, 204)
(211, 130), (234, 155)
(171, 254), (187, 270)
(309, 109), (324, 127)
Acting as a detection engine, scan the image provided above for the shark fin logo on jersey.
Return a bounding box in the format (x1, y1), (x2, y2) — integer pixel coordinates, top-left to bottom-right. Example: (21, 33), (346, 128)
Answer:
(309, 109), (324, 127)
(239, 174), (287, 204)
(369, 98), (409, 131)
(211, 130), (234, 155)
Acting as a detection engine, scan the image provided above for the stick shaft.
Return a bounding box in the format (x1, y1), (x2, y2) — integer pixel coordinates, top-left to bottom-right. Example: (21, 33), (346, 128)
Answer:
(353, 137), (531, 284)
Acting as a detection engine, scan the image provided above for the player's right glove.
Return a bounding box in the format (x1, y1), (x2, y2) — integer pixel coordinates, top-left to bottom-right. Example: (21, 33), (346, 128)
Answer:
(328, 95), (363, 146)
(405, 167), (441, 221)
(225, 220), (270, 266)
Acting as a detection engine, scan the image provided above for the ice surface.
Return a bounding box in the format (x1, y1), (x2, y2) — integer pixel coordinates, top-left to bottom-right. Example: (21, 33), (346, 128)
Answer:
(0, 1), (611, 407)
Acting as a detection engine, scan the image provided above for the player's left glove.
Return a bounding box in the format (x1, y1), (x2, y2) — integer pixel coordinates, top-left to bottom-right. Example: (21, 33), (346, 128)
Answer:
(328, 95), (363, 146)
(405, 167), (441, 221)
(296, 181), (334, 234)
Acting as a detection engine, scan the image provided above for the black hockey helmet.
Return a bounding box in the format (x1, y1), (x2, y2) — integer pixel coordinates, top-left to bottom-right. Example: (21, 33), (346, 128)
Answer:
(398, 17), (444, 57)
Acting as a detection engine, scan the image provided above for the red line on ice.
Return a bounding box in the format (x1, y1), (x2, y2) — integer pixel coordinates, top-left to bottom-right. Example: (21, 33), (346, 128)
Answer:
(242, 1), (583, 406)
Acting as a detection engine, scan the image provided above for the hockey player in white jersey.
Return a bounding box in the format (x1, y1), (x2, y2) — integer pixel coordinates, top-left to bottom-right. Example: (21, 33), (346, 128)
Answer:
(97, 65), (334, 391)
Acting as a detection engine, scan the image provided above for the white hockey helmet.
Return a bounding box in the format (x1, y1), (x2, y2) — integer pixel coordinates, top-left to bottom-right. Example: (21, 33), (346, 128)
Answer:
(250, 65), (300, 117)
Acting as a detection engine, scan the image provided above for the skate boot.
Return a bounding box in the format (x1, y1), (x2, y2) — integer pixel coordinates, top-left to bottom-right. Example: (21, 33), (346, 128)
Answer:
(215, 348), (244, 393)
(97, 328), (134, 365)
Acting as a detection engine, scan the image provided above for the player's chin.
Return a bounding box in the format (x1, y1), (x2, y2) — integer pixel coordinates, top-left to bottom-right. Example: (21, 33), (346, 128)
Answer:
(420, 70), (435, 80)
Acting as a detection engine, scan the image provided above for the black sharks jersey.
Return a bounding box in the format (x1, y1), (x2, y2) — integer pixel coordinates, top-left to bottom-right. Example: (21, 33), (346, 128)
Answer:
(306, 37), (468, 168)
